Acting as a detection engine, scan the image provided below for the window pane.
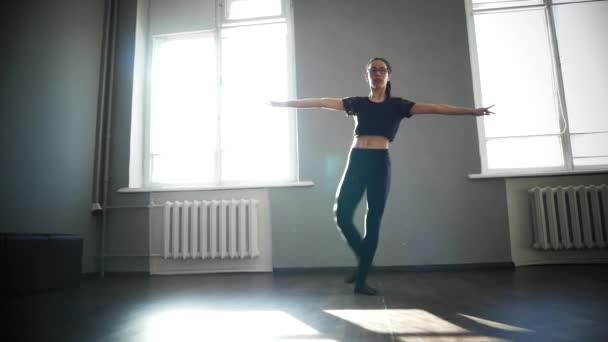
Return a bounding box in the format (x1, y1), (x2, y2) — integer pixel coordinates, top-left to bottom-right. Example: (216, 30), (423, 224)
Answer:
(226, 0), (282, 20)
(222, 147), (291, 184)
(151, 151), (216, 184)
(553, 1), (608, 134)
(220, 23), (291, 183)
(150, 35), (217, 184)
(486, 136), (564, 169)
(474, 9), (560, 138)
(570, 132), (608, 159)
(574, 156), (608, 167)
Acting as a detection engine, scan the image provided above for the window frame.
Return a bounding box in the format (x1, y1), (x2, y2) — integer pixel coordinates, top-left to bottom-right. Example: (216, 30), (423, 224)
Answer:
(143, 0), (299, 188)
(465, 0), (608, 178)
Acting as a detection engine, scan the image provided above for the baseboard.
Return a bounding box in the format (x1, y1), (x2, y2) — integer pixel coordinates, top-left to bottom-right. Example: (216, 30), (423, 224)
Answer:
(514, 258), (608, 267)
(81, 272), (149, 280)
(377, 262), (515, 272)
(149, 255), (272, 275)
(273, 262), (515, 274)
(273, 266), (355, 274)
(102, 255), (150, 273)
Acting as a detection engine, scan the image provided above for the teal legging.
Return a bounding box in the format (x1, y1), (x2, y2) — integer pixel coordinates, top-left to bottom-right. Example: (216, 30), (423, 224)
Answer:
(333, 148), (391, 287)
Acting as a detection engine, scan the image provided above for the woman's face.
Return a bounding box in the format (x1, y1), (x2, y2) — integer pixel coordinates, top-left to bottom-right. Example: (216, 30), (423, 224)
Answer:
(366, 60), (390, 90)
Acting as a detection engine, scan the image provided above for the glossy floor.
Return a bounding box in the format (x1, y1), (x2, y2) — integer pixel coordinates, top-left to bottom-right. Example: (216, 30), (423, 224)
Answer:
(5, 264), (608, 341)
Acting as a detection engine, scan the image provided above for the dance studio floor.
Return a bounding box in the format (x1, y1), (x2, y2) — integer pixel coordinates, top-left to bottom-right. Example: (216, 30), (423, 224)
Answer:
(5, 264), (608, 341)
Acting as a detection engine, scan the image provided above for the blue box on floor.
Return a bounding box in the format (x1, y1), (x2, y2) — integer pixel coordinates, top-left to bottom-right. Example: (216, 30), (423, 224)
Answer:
(1, 233), (82, 295)
(48, 234), (82, 290)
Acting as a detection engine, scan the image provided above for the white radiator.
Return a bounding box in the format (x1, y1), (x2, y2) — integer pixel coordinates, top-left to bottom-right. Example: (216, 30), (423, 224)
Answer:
(529, 185), (608, 250)
(163, 199), (260, 260)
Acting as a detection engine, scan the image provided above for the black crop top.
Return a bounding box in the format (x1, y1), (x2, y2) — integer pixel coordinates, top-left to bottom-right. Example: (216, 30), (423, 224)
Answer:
(342, 96), (416, 142)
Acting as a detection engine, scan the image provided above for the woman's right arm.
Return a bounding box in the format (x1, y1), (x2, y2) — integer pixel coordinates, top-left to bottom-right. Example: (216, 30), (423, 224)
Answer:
(269, 98), (345, 112)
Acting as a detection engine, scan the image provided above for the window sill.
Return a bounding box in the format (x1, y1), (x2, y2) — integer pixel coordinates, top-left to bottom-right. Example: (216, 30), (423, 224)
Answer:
(118, 181), (315, 193)
(468, 169), (608, 180)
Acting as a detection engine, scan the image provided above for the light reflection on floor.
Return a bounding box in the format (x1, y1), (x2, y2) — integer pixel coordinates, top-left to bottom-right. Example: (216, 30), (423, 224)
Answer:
(458, 313), (534, 333)
(326, 309), (468, 334)
(398, 337), (508, 342)
(138, 306), (534, 341)
(326, 309), (522, 341)
(141, 309), (335, 342)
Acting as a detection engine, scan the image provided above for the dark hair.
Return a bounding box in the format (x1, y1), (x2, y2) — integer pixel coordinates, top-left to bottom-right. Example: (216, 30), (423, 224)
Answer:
(366, 57), (392, 98)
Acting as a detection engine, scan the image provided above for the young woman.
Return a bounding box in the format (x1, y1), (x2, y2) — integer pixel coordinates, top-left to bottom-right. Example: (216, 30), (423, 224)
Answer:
(269, 57), (495, 295)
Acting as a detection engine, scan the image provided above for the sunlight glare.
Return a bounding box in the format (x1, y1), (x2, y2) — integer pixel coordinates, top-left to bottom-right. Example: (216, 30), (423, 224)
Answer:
(150, 35), (218, 184)
(458, 313), (534, 332)
(142, 309), (322, 342)
(398, 337), (509, 342)
(220, 23), (291, 183)
(228, 0), (282, 20)
(325, 309), (468, 334)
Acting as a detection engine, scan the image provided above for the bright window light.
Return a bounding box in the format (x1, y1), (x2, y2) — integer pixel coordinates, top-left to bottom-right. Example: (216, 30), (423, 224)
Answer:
(220, 23), (291, 183)
(573, 156), (608, 167)
(554, 1), (608, 134)
(470, 0), (608, 172)
(147, 8), (295, 186)
(571, 132), (608, 167)
(486, 136), (564, 169)
(226, 0), (282, 20)
(142, 310), (323, 341)
(553, 1), (608, 168)
(150, 34), (218, 185)
(474, 9), (560, 139)
(570, 132), (608, 159)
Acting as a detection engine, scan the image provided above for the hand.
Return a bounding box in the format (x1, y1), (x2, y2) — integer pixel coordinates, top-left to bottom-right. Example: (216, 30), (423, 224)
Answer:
(473, 104), (495, 116)
(266, 100), (286, 107)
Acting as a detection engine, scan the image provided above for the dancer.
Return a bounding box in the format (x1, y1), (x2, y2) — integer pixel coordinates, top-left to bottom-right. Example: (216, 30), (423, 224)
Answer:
(268, 57), (494, 295)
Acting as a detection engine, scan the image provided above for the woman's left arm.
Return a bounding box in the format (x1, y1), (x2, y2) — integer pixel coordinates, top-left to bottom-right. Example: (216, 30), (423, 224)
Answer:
(411, 103), (495, 116)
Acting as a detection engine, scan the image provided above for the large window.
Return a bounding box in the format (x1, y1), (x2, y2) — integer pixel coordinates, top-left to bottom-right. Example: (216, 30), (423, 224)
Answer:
(147, 0), (295, 187)
(467, 0), (608, 174)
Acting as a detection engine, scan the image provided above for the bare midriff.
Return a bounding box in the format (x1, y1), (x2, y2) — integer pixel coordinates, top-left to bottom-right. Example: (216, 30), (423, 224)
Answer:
(351, 135), (390, 150)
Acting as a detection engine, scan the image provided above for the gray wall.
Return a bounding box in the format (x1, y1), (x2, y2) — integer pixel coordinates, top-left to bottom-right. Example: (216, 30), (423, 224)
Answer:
(1, 0), (105, 273)
(269, 0), (511, 268)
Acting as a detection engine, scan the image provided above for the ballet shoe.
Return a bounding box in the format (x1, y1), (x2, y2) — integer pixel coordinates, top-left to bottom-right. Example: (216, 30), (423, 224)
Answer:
(344, 271), (357, 284)
(354, 283), (378, 296)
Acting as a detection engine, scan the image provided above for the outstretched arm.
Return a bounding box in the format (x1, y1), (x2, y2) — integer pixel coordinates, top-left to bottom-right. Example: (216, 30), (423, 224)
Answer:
(268, 98), (345, 112)
(411, 103), (495, 116)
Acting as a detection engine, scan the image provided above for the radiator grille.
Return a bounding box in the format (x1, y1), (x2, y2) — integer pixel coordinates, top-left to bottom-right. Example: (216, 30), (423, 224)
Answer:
(529, 185), (608, 250)
(163, 199), (260, 259)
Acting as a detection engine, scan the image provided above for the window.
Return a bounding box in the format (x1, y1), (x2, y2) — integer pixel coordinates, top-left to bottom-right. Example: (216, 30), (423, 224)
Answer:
(467, 0), (608, 174)
(226, 0), (283, 20)
(147, 0), (295, 187)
